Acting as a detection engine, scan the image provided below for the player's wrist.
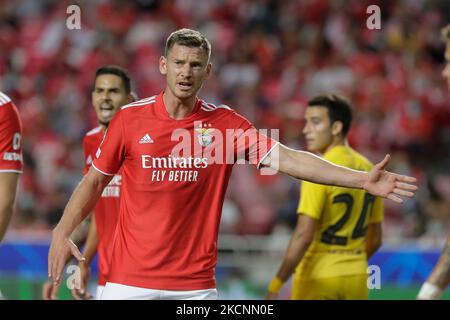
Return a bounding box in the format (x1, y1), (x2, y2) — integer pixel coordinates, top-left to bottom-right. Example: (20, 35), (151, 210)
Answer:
(359, 171), (369, 191)
(417, 282), (443, 300)
(53, 220), (77, 239)
(268, 276), (284, 294)
(79, 255), (92, 266)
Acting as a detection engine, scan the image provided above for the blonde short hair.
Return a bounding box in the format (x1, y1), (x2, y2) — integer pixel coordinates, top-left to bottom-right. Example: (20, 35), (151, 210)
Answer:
(165, 28), (211, 62)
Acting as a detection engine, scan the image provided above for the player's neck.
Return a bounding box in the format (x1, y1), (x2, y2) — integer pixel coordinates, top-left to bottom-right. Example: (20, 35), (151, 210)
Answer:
(162, 90), (197, 120)
(322, 138), (347, 155)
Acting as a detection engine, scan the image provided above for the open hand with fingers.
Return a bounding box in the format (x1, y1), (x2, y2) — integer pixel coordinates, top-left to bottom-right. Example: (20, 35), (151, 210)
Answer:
(363, 154), (418, 203)
(42, 280), (61, 300)
(48, 228), (85, 287)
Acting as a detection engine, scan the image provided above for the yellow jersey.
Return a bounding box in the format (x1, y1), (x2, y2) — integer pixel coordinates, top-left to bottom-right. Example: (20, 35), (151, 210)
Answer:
(295, 145), (384, 279)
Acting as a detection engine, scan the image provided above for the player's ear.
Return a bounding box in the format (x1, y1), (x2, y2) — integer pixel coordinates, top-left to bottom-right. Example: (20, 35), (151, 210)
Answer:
(128, 92), (138, 103)
(159, 56), (167, 75)
(331, 121), (343, 136)
(126, 93), (133, 103)
(205, 63), (212, 78)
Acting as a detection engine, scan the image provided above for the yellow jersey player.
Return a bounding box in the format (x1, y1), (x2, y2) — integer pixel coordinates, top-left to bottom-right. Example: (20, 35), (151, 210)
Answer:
(417, 24), (450, 300)
(266, 94), (384, 300)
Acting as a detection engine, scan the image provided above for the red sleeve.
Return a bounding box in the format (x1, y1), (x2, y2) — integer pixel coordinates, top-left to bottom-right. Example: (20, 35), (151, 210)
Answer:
(231, 111), (279, 168)
(91, 111), (125, 175)
(0, 102), (23, 173)
(82, 136), (91, 176)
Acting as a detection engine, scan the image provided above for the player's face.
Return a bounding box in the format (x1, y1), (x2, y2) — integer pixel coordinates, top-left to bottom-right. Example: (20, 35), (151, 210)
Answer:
(92, 74), (131, 127)
(303, 106), (334, 154)
(159, 43), (211, 101)
(443, 41), (450, 91)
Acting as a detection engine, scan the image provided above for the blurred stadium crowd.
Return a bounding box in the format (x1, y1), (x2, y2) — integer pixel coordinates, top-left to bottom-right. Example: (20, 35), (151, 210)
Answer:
(1, 0), (450, 242)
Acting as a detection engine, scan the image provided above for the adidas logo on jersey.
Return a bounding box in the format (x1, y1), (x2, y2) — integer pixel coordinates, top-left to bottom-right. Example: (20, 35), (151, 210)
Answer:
(139, 134), (154, 144)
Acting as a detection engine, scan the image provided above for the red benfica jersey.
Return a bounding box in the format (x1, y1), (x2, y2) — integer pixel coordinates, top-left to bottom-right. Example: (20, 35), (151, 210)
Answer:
(92, 92), (278, 290)
(83, 126), (121, 285)
(0, 92), (23, 173)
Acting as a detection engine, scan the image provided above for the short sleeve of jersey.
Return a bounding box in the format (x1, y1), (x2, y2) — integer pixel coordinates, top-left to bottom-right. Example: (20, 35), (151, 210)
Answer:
(297, 180), (327, 219)
(368, 196), (384, 223)
(92, 111), (125, 176)
(232, 112), (278, 168)
(0, 101), (23, 173)
(82, 137), (91, 176)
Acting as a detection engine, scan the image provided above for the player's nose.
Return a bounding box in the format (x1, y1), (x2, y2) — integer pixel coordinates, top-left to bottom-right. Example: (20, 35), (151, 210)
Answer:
(99, 91), (109, 100)
(181, 65), (193, 77)
(302, 124), (310, 135)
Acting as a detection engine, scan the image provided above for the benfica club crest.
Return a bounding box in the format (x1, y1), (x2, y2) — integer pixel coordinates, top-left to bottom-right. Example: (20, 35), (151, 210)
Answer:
(195, 127), (215, 147)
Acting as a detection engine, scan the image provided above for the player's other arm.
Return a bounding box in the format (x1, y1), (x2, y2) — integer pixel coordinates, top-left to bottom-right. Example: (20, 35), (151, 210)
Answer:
(44, 215), (98, 300)
(427, 236), (450, 287)
(418, 235), (450, 300)
(261, 144), (417, 203)
(0, 172), (20, 242)
(365, 222), (382, 260)
(266, 215), (316, 300)
(81, 216), (98, 267)
(70, 215), (92, 247)
(48, 167), (112, 284)
(72, 216), (98, 300)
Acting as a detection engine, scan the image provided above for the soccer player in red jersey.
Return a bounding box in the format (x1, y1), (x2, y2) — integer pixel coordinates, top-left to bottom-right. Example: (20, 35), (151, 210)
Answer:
(48, 29), (418, 300)
(417, 24), (450, 300)
(42, 66), (133, 300)
(0, 92), (22, 243)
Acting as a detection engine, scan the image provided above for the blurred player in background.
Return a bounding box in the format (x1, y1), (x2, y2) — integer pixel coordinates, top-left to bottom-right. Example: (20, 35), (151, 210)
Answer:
(266, 95), (384, 300)
(48, 29), (417, 300)
(0, 92), (22, 243)
(417, 24), (450, 300)
(42, 66), (133, 300)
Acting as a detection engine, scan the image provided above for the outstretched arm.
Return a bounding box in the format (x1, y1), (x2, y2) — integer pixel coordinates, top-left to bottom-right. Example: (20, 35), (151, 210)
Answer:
(261, 144), (417, 203)
(80, 216), (98, 268)
(418, 235), (450, 299)
(48, 167), (112, 285)
(266, 215), (316, 300)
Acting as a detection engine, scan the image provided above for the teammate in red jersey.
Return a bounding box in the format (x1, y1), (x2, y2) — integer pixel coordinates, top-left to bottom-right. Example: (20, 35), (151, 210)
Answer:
(42, 66), (133, 300)
(48, 29), (418, 300)
(0, 92), (23, 243)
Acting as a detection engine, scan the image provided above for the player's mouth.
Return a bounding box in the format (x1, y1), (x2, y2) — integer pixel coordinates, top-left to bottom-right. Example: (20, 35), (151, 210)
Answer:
(178, 81), (193, 90)
(99, 102), (114, 118)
